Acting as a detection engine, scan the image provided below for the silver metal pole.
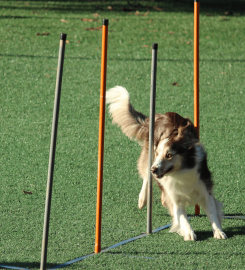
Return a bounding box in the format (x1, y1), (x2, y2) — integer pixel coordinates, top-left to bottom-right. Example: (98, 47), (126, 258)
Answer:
(147, 43), (158, 234)
(40, 33), (67, 270)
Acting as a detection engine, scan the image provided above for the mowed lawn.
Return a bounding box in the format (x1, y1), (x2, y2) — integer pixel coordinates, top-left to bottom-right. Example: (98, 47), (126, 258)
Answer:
(0, 1), (245, 269)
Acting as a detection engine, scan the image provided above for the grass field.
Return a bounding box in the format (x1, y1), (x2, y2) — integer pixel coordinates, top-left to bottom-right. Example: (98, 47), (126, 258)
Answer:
(0, 1), (245, 269)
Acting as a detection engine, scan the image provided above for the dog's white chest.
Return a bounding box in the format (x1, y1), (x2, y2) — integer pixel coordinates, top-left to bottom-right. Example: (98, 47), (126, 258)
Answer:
(159, 168), (204, 206)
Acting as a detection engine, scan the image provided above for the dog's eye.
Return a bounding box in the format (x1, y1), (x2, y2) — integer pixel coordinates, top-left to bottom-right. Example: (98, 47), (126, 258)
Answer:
(173, 129), (178, 136)
(155, 151), (159, 157)
(166, 153), (172, 159)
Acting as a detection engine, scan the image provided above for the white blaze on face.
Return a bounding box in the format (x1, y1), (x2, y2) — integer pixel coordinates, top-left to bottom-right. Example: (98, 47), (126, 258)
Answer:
(158, 138), (169, 152)
(153, 138), (169, 167)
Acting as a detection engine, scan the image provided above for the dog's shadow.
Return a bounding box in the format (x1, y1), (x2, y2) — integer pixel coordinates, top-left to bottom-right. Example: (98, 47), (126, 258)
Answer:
(195, 226), (245, 241)
(154, 213), (244, 241)
(222, 213), (245, 238)
(193, 213), (245, 240)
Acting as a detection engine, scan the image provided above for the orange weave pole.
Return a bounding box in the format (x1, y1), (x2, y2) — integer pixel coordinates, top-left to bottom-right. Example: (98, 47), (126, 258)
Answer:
(95, 19), (109, 254)
(194, 0), (200, 215)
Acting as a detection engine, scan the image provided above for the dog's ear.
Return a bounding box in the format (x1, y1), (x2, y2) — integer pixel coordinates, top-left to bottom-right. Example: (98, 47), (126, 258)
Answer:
(178, 119), (198, 139)
(152, 114), (171, 147)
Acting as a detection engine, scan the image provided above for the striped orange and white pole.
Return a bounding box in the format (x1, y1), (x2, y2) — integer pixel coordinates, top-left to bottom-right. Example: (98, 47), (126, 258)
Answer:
(194, 0), (200, 215)
(94, 19), (109, 254)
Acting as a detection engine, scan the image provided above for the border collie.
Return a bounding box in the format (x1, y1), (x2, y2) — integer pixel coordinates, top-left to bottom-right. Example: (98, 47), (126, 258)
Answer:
(106, 86), (227, 241)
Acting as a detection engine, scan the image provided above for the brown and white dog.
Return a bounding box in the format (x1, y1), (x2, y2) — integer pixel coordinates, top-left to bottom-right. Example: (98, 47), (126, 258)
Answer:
(106, 86), (227, 241)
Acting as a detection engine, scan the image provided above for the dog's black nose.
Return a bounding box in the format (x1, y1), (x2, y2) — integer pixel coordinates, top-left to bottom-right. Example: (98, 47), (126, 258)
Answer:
(151, 166), (157, 174)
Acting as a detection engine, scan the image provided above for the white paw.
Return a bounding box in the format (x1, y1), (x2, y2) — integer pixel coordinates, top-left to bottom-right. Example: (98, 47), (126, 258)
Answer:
(138, 191), (147, 209)
(214, 229), (227, 240)
(169, 223), (179, 233)
(183, 231), (197, 241)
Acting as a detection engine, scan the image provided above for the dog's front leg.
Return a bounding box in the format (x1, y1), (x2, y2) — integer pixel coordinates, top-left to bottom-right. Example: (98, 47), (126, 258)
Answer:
(170, 203), (197, 241)
(138, 177), (148, 209)
(202, 194), (227, 239)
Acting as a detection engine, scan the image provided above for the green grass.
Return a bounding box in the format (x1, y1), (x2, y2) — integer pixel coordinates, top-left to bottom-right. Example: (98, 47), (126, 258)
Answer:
(0, 1), (245, 269)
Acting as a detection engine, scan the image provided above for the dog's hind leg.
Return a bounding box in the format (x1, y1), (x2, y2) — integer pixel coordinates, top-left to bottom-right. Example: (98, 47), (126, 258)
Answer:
(201, 194), (227, 239)
(138, 177), (148, 209)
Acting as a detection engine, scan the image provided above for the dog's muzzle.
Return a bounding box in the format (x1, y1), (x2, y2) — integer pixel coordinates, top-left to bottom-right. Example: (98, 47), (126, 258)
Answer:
(151, 165), (174, 179)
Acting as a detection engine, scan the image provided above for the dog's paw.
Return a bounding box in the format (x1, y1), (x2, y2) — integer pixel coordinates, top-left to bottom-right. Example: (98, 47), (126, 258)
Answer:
(169, 222), (179, 233)
(138, 192), (147, 209)
(183, 231), (197, 241)
(214, 229), (227, 240)
(171, 227), (197, 241)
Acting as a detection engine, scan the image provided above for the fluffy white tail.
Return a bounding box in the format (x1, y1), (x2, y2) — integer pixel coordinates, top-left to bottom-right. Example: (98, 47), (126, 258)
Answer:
(106, 86), (148, 141)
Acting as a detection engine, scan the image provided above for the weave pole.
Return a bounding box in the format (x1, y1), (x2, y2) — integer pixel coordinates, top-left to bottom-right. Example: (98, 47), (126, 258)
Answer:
(147, 43), (158, 234)
(94, 19), (109, 254)
(194, 0), (200, 215)
(40, 33), (67, 270)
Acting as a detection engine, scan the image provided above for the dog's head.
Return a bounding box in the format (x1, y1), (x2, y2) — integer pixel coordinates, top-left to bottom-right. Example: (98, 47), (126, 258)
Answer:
(151, 112), (198, 179)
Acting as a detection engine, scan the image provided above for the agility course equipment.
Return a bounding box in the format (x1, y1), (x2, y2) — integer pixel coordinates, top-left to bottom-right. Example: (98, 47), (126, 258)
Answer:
(47, 222), (173, 269)
(147, 43), (158, 234)
(94, 19), (109, 254)
(40, 33), (67, 270)
(194, 0), (200, 216)
(194, 0), (200, 138)
(1, 3), (245, 270)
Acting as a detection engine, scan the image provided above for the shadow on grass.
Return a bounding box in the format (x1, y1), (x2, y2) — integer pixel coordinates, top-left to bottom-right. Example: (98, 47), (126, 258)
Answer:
(225, 226), (245, 237)
(0, 262), (58, 270)
(108, 246), (245, 258)
(0, 53), (245, 63)
(191, 225), (245, 241)
(1, 217), (243, 269)
(190, 213), (245, 240)
(1, 0), (245, 15)
(223, 213), (245, 237)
